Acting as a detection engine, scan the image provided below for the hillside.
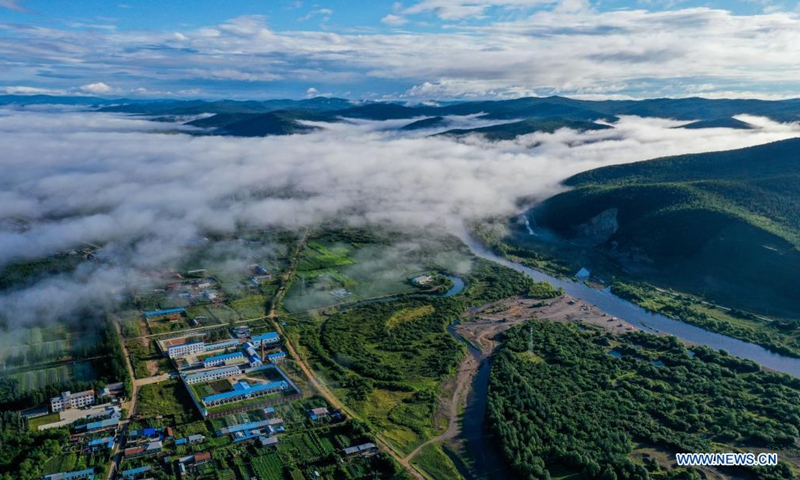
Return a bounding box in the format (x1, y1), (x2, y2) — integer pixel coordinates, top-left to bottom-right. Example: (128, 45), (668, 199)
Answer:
(679, 117), (754, 130)
(530, 138), (800, 316)
(400, 116), (448, 131)
(5, 94), (800, 125)
(437, 118), (612, 140)
(186, 110), (336, 137)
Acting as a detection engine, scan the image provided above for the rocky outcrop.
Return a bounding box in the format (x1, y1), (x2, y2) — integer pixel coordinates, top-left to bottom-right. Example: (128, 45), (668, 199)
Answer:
(574, 208), (618, 245)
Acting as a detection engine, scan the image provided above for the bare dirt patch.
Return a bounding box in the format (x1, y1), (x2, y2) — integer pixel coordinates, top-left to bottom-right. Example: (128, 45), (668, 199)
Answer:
(456, 294), (638, 355)
(145, 359), (159, 376)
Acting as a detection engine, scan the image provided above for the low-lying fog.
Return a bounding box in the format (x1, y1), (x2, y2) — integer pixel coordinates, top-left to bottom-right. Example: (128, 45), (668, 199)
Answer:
(1, 107), (798, 325)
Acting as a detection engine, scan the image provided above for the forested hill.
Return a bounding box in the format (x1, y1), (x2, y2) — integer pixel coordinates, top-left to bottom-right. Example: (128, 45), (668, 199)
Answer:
(5, 94), (800, 138)
(530, 138), (800, 317)
(565, 137), (800, 190)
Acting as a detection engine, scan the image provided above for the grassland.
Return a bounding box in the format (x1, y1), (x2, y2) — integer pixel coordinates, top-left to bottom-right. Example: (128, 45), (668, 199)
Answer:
(0, 324), (101, 369)
(136, 380), (196, 421)
(284, 232), (471, 312)
(27, 413), (60, 431)
(10, 362), (96, 392)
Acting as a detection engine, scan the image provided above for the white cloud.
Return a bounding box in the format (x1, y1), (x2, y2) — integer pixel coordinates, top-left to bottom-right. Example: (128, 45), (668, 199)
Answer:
(402, 0), (556, 20)
(78, 82), (115, 95)
(1, 85), (65, 95)
(0, 0), (27, 12)
(3, 7), (800, 99)
(298, 8), (333, 21)
(0, 109), (798, 326)
(381, 14), (410, 26)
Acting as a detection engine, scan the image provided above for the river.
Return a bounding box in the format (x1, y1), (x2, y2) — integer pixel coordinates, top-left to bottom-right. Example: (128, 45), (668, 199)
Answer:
(452, 235), (800, 479)
(463, 235), (800, 376)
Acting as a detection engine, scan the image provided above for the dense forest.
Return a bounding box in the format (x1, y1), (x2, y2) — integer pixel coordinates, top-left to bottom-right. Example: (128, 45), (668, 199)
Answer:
(0, 411), (72, 480)
(487, 322), (800, 480)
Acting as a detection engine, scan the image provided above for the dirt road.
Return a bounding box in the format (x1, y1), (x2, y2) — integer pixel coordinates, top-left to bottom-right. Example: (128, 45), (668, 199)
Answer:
(267, 231), (425, 479)
(404, 350), (480, 462)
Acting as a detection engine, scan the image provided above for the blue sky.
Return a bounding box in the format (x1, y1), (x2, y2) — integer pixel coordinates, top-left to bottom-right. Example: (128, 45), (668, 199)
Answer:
(1, 0), (799, 99)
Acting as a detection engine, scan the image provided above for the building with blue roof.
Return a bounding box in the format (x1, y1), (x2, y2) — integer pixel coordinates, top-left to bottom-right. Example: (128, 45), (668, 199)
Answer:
(216, 419), (273, 436)
(121, 466), (151, 479)
(251, 332), (279, 347)
(267, 351), (286, 363)
(86, 436), (114, 450)
(202, 380), (288, 407)
(84, 417), (119, 432)
(204, 339), (240, 352)
(202, 351), (244, 368)
(43, 468), (95, 480)
(184, 365), (240, 384)
(233, 430), (264, 443)
(144, 308), (185, 318)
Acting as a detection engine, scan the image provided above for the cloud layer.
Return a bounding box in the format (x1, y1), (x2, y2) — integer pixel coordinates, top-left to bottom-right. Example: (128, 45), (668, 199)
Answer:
(3, 5), (800, 99)
(0, 108), (798, 325)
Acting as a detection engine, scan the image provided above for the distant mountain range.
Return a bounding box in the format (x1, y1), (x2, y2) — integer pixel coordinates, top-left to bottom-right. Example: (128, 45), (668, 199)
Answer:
(4, 94), (800, 139)
(529, 138), (800, 317)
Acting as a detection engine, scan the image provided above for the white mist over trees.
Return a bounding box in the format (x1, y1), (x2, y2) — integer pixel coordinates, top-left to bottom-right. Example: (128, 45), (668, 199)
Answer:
(0, 108), (798, 326)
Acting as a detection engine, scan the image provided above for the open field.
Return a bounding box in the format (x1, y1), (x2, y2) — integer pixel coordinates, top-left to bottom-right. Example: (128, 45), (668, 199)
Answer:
(0, 324), (101, 369)
(284, 234), (472, 312)
(410, 442), (463, 480)
(27, 413), (60, 431)
(7, 361), (97, 392)
(137, 379), (196, 421)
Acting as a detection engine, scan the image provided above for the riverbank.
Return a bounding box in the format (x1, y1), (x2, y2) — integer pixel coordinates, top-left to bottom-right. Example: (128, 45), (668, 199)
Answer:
(463, 234), (800, 378)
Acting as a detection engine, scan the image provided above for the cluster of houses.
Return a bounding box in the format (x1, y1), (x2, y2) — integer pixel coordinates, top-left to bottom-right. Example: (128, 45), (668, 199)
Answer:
(176, 452), (211, 476)
(161, 276), (222, 305)
(215, 415), (285, 447)
(248, 264), (272, 286)
(162, 331), (280, 360)
(117, 430), (208, 478)
(201, 380), (290, 408)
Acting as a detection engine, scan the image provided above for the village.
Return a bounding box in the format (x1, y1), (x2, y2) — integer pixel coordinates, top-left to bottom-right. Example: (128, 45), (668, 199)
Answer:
(19, 257), (390, 480)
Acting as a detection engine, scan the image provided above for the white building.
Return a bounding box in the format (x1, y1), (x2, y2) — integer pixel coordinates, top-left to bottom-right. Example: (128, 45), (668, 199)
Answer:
(412, 275), (433, 286)
(184, 366), (241, 385)
(166, 341), (205, 358)
(251, 332), (280, 347)
(51, 390), (95, 413)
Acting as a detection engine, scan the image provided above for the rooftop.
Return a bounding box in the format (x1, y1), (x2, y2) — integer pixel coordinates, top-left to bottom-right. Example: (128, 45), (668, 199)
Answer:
(144, 307), (185, 317)
(202, 380), (288, 404)
(252, 332), (279, 341)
